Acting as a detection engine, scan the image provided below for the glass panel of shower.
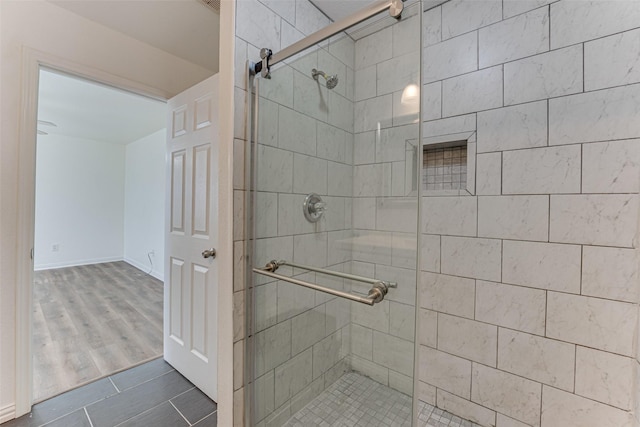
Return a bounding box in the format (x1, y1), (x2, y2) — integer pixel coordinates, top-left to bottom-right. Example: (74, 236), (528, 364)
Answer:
(247, 2), (422, 426)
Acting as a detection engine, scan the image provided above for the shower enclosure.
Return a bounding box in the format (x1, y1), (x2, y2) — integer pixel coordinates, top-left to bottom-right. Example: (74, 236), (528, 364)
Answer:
(245, 1), (423, 425)
(240, 0), (640, 425)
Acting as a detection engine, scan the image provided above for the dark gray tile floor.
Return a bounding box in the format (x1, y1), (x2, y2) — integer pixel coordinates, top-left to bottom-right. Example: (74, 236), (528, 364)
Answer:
(2, 358), (217, 427)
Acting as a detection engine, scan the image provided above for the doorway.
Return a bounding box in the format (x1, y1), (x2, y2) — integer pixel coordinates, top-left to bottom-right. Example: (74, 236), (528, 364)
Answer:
(33, 68), (167, 402)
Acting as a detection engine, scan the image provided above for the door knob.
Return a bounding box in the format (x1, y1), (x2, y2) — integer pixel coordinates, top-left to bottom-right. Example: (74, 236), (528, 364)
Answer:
(202, 248), (216, 259)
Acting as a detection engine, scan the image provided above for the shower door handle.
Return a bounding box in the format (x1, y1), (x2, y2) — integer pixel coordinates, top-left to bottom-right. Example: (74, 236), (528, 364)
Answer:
(253, 260), (396, 306)
(202, 248), (216, 259)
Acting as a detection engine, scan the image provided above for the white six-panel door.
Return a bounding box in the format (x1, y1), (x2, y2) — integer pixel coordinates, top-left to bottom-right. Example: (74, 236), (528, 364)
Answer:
(165, 74), (219, 401)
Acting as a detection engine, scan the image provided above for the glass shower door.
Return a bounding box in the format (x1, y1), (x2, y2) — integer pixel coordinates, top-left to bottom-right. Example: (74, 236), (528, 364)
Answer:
(248, 4), (422, 425)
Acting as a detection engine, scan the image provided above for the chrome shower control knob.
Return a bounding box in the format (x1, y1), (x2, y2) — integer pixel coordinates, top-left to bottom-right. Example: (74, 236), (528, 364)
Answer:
(303, 193), (326, 223)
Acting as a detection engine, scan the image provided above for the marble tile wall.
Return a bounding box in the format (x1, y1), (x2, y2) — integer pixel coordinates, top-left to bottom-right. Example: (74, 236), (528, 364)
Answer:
(418, 1), (640, 426)
(233, 1), (356, 425)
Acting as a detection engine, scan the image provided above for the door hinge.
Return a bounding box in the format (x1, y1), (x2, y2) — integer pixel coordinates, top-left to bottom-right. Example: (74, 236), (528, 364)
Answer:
(30, 248), (34, 260)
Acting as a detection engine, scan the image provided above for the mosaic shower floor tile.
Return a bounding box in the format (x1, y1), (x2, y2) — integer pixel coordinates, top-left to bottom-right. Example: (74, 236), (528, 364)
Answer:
(283, 372), (480, 427)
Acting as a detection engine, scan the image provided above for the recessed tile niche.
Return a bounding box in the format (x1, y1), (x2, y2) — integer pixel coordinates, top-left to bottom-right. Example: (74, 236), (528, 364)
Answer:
(422, 132), (476, 195)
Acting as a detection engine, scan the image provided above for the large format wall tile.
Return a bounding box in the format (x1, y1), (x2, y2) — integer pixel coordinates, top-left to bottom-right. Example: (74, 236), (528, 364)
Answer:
(438, 314), (497, 367)
(502, 146), (581, 194)
(351, 324), (373, 360)
(423, 31), (478, 83)
(423, 113), (476, 138)
(261, 67), (294, 109)
(293, 232), (328, 267)
(441, 236), (501, 282)
(582, 139), (640, 194)
(354, 95), (393, 133)
(256, 145), (293, 193)
(354, 27), (392, 70)
(422, 81), (442, 121)
(585, 27), (640, 91)
(549, 194), (638, 247)
(477, 101), (547, 153)
(582, 246), (639, 303)
(442, 66), (503, 117)
(541, 386), (633, 427)
(372, 332), (414, 377)
(476, 153), (501, 195)
(355, 65), (376, 102)
(422, 196), (477, 236)
(478, 195), (549, 241)
(479, 6), (549, 68)
(274, 349), (313, 409)
(254, 320), (292, 377)
(420, 234), (441, 273)
(549, 84), (640, 145)
(312, 330), (343, 379)
(327, 162), (352, 197)
(353, 164), (392, 197)
(498, 329), (575, 392)
(547, 292), (637, 356)
(278, 105), (316, 155)
(503, 0), (553, 19)
(236, 0), (281, 49)
(377, 52), (420, 96)
(504, 45), (583, 105)
(376, 198), (417, 234)
(550, 0), (640, 49)
(575, 346), (634, 410)
(423, 6), (442, 47)
(476, 281), (546, 335)
(389, 302), (415, 341)
(420, 272), (475, 319)
(291, 306), (326, 356)
(419, 309), (438, 348)
(293, 154), (327, 194)
(377, 124), (419, 163)
(472, 364), (542, 426)
(437, 390), (496, 427)
(351, 299), (390, 334)
(502, 240), (581, 293)
(419, 346), (472, 399)
(441, 0), (502, 40)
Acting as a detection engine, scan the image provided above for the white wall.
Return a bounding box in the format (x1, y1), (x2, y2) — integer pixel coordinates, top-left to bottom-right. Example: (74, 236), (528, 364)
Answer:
(34, 135), (125, 270)
(124, 129), (166, 280)
(0, 0), (214, 417)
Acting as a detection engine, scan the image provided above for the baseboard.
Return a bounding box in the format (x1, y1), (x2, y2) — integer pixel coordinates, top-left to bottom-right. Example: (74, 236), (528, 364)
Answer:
(0, 404), (16, 423)
(123, 257), (164, 281)
(34, 256), (123, 271)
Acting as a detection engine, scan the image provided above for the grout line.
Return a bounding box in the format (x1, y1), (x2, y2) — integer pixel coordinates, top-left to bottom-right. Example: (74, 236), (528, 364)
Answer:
(84, 408), (95, 427)
(192, 411), (218, 426)
(111, 401), (171, 427)
(573, 345), (578, 394)
(544, 290), (548, 338)
(109, 377), (120, 393)
(582, 42), (585, 93)
(169, 400), (193, 426)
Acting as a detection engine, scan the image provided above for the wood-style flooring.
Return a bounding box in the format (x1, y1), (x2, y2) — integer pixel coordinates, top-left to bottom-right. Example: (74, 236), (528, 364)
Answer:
(3, 358), (217, 427)
(33, 262), (163, 402)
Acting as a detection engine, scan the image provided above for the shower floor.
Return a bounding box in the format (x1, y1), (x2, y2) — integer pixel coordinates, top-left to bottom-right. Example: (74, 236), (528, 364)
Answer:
(283, 372), (480, 427)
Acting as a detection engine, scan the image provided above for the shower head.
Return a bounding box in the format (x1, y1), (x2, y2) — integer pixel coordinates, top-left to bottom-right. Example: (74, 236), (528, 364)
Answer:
(311, 68), (339, 90)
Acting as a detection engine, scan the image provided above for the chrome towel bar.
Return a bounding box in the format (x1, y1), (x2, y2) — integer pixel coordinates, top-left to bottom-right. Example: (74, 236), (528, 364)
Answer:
(252, 260), (396, 306)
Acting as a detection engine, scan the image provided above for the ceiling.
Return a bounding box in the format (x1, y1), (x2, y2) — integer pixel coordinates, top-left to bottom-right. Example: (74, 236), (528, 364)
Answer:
(49, 0), (220, 73)
(37, 69), (167, 145)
